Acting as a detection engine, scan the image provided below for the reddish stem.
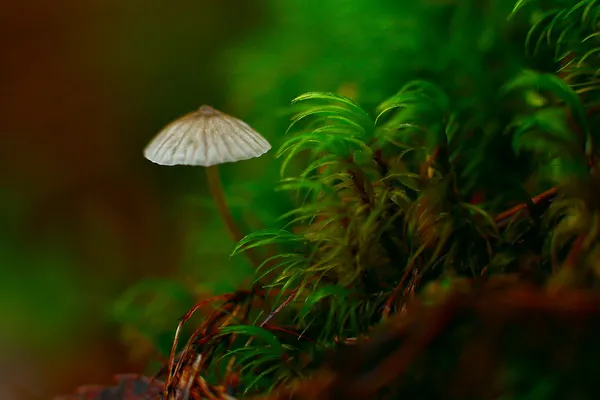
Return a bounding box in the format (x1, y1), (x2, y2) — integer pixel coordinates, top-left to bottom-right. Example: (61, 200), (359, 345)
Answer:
(494, 187), (558, 228)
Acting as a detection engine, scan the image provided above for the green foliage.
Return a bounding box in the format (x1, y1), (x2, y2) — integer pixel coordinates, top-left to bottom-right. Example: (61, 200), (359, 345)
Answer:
(112, 0), (600, 399)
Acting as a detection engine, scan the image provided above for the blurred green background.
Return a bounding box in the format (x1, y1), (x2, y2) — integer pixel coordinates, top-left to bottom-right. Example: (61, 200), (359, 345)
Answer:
(0, 0), (522, 398)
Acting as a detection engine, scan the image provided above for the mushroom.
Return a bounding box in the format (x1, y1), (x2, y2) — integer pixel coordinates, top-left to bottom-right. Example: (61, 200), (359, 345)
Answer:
(143, 105), (271, 267)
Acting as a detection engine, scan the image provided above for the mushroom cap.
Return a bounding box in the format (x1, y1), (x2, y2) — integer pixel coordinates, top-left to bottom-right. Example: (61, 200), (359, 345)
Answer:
(143, 105), (271, 166)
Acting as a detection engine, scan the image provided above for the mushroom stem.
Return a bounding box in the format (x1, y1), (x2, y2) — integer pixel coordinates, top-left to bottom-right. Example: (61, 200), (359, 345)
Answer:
(205, 165), (261, 269)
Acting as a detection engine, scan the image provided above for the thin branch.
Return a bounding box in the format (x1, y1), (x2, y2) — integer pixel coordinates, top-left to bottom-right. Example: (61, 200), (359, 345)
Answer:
(494, 187), (558, 228)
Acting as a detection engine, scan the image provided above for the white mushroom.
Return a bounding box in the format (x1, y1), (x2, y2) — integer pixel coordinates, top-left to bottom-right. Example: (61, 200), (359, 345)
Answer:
(143, 105), (271, 268)
(143, 105), (271, 166)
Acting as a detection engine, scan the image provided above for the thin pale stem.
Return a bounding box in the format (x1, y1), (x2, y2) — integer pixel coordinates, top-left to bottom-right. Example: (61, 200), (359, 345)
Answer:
(205, 165), (261, 269)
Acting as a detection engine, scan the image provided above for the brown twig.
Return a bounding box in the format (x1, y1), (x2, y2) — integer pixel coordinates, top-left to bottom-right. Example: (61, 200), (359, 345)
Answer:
(494, 187), (558, 228)
(382, 256), (419, 320)
(264, 324), (330, 349)
(260, 275), (320, 327)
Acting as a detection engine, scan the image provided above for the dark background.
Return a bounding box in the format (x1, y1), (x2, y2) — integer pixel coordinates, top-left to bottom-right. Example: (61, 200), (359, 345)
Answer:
(0, 1), (269, 397)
